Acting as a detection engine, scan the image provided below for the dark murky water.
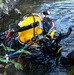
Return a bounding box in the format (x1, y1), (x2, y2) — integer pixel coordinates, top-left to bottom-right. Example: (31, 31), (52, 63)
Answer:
(0, 0), (74, 75)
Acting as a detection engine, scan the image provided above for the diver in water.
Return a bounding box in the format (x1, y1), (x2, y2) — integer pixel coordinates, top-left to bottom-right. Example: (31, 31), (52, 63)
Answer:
(39, 10), (72, 58)
(0, 10), (72, 65)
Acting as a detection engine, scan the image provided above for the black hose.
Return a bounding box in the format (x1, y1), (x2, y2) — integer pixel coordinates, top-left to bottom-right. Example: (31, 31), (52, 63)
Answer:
(20, 12), (36, 37)
(16, 22), (38, 32)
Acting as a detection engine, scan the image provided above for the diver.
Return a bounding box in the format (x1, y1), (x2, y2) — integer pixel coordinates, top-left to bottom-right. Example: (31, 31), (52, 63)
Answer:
(0, 10), (72, 65)
(40, 10), (55, 35)
(39, 10), (72, 57)
(42, 17), (54, 35)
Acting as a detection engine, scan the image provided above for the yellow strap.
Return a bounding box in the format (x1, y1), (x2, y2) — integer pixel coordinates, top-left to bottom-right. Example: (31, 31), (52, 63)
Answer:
(57, 47), (64, 54)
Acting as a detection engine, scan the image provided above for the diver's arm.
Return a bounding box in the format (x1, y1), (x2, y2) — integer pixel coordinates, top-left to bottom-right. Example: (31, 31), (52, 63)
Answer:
(51, 27), (72, 44)
(60, 27), (72, 39)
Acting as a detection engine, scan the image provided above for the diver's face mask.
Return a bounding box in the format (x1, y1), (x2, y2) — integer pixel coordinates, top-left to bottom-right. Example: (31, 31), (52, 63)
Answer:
(42, 17), (54, 34)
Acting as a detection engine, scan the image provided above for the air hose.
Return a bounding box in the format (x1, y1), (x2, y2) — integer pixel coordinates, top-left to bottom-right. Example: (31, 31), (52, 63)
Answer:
(8, 44), (28, 57)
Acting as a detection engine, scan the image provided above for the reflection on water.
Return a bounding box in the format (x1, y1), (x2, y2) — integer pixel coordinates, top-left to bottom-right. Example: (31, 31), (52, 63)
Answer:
(0, 0), (74, 75)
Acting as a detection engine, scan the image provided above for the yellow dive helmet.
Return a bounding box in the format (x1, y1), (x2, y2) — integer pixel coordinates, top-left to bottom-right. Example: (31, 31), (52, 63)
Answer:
(18, 15), (42, 44)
